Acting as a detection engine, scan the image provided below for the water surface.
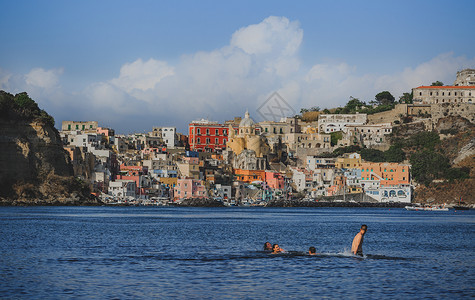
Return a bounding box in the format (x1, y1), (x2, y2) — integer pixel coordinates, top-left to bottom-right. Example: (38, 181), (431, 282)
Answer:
(1, 207), (473, 299)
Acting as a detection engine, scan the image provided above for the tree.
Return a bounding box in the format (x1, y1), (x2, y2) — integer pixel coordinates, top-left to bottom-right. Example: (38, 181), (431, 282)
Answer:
(345, 97), (366, 112)
(431, 81), (444, 86)
(399, 92), (413, 104)
(375, 91), (395, 106)
(410, 150), (450, 186)
(330, 131), (343, 146)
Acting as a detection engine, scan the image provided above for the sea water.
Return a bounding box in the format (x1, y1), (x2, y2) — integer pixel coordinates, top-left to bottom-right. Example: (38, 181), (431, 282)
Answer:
(0, 206), (473, 299)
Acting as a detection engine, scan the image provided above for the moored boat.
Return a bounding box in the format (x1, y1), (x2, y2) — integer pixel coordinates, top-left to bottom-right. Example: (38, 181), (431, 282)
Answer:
(405, 204), (449, 211)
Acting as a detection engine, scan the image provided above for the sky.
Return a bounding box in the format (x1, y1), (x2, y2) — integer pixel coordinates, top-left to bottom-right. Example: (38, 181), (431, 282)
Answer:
(1, 0), (475, 134)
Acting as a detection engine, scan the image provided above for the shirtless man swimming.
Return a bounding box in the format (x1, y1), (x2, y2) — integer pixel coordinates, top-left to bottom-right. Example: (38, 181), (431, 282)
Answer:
(351, 224), (367, 256)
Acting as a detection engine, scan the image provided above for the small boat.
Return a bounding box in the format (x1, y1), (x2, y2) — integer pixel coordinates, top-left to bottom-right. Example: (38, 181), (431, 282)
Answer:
(453, 205), (470, 210)
(405, 204), (449, 211)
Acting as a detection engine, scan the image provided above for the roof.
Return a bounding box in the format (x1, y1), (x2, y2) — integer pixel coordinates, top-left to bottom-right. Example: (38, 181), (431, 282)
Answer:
(414, 86), (475, 89)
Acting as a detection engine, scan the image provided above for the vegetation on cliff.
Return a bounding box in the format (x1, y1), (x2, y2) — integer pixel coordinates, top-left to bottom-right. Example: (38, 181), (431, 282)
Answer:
(0, 91), (55, 126)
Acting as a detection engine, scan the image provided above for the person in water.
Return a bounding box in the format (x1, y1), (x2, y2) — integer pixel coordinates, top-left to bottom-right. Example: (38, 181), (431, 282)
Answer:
(271, 244), (285, 254)
(264, 242), (272, 251)
(351, 224), (367, 256)
(308, 246), (317, 255)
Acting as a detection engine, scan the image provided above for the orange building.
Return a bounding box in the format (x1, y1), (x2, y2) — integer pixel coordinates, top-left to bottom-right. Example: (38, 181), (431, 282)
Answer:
(360, 162), (410, 187)
(234, 169), (266, 183)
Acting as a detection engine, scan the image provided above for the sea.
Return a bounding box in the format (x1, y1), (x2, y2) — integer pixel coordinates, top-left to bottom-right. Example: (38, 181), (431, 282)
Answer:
(0, 206), (473, 299)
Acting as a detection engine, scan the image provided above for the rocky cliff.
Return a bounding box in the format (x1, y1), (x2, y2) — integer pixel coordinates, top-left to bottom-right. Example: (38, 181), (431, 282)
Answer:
(0, 91), (97, 205)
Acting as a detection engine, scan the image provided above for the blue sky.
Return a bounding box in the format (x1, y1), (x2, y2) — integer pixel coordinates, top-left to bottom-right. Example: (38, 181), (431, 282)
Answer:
(1, 0), (474, 133)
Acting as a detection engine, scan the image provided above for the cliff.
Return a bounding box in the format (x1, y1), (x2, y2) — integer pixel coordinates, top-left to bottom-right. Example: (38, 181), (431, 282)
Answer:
(0, 91), (97, 205)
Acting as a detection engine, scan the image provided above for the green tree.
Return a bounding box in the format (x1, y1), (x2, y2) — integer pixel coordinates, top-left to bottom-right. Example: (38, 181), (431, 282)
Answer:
(431, 81), (444, 86)
(375, 91), (395, 106)
(345, 97), (366, 112)
(384, 145), (405, 162)
(330, 131), (343, 146)
(410, 150), (450, 186)
(399, 92), (413, 104)
(360, 148), (385, 162)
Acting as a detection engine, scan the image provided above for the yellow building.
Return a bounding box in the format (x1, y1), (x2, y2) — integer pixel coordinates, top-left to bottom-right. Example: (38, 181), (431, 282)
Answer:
(335, 152), (362, 169)
(226, 111), (270, 157)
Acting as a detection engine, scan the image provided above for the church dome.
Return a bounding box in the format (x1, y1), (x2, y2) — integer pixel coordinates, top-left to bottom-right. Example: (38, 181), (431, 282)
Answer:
(239, 110), (255, 128)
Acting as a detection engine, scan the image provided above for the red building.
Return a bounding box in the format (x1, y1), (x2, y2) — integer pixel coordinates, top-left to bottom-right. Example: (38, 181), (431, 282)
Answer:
(188, 119), (238, 152)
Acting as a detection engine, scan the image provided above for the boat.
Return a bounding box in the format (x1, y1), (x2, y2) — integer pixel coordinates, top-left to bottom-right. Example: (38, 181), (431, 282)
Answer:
(405, 204), (449, 211)
(453, 205), (470, 210)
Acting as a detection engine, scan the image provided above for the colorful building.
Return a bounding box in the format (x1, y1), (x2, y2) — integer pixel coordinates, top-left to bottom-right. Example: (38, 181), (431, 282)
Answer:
(174, 178), (207, 201)
(360, 162), (410, 187)
(188, 119), (237, 152)
(234, 169), (266, 183)
(265, 171), (285, 190)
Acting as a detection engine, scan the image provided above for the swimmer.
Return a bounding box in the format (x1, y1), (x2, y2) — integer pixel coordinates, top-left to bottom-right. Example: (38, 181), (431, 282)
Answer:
(271, 244), (285, 254)
(308, 246), (317, 255)
(264, 242), (272, 251)
(351, 224), (367, 256)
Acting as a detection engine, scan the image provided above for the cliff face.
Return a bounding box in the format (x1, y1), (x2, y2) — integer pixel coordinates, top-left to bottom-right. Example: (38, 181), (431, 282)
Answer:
(0, 91), (95, 205)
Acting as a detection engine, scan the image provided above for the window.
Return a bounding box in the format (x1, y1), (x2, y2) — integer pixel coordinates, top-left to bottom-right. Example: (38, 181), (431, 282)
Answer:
(216, 129), (219, 135)
(206, 138), (210, 144)
(68, 124), (71, 130)
(197, 138), (201, 144)
(206, 129), (210, 135)
(215, 138), (219, 144)
(197, 128), (201, 134)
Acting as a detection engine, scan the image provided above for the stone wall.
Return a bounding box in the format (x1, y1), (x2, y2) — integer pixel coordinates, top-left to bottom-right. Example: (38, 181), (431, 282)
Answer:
(430, 103), (475, 125)
(367, 104), (408, 124)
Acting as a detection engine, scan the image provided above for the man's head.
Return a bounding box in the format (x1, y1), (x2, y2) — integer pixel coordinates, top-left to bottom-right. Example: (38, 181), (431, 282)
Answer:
(309, 246), (316, 254)
(360, 224), (368, 234)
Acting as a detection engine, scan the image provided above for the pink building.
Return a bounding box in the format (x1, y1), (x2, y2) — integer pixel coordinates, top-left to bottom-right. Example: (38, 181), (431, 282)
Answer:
(265, 171), (285, 190)
(174, 178), (208, 201)
(96, 127), (115, 137)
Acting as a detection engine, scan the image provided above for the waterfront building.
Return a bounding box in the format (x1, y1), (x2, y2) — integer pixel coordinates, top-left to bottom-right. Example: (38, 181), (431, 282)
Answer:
(360, 162), (411, 203)
(108, 180), (136, 199)
(174, 178), (207, 201)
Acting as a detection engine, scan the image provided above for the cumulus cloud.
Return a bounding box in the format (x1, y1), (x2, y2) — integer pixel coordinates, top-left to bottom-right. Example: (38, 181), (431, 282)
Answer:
(231, 16), (303, 57)
(109, 58), (174, 94)
(2, 16), (474, 134)
(25, 67), (63, 89)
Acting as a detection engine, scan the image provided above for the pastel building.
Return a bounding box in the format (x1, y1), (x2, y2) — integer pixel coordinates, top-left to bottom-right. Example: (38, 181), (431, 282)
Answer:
(234, 169), (266, 183)
(360, 162), (411, 203)
(265, 171), (285, 190)
(174, 178), (207, 201)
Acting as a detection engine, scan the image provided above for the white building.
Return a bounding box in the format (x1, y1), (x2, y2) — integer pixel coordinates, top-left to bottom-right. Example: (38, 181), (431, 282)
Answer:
(318, 114), (367, 133)
(108, 180), (136, 198)
(214, 184), (231, 199)
(345, 123), (392, 149)
(306, 156), (335, 171)
(150, 127), (177, 148)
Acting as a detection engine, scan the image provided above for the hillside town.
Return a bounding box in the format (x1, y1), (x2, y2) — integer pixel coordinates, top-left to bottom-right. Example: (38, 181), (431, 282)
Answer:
(59, 69), (475, 206)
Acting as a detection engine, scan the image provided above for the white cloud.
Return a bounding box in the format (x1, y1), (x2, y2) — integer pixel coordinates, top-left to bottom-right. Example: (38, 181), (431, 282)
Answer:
(110, 58), (174, 94)
(2, 16), (475, 134)
(25, 67), (63, 89)
(231, 16), (303, 57)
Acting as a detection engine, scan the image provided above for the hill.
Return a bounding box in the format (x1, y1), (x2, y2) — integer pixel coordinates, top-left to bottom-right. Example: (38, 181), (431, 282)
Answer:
(0, 91), (97, 205)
